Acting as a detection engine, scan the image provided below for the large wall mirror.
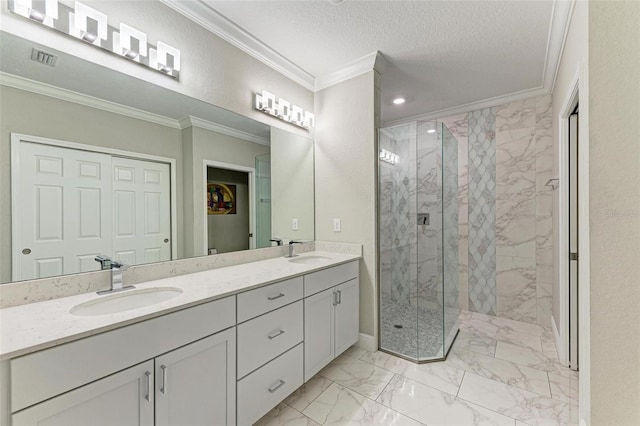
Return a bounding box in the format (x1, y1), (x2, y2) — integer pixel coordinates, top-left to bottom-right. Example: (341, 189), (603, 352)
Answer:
(0, 32), (315, 284)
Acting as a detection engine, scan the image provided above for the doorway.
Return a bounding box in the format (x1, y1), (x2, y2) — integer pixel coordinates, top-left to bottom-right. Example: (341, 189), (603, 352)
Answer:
(568, 105), (579, 370)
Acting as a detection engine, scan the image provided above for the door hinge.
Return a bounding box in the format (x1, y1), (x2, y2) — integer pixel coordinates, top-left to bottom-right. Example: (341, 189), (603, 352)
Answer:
(570, 252), (578, 261)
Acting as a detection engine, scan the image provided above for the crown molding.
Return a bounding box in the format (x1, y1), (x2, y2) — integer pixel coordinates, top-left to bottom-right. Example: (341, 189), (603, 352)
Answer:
(382, 86), (549, 127)
(0, 72), (181, 129)
(179, 116), (270, 146)
(544, 0), (577, 93)
(315, 51), (380, 92)
(159, 0), (315, 91)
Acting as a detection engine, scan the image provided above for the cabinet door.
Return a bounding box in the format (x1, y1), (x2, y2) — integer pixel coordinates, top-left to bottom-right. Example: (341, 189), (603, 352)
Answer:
(334, 278), (360, 356)
(12, 361), (153, 426)
(155, 328), (236, 426)
(304, 287), (336, 381)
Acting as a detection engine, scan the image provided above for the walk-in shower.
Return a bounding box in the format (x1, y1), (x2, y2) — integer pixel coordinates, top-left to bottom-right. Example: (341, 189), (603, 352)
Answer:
(378, 121), (459, 362)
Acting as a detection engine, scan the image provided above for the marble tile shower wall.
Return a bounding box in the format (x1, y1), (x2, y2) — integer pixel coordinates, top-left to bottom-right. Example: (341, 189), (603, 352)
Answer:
(442, 94), (553, 326)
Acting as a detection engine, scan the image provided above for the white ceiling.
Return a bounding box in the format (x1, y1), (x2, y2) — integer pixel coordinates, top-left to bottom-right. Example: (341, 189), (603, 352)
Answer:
(198, 0), (556, 123)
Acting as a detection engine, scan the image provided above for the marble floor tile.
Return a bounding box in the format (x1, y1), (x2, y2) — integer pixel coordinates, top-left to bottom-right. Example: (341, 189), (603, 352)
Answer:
(494, 342), (577, 379)
(540, 333), (557, 356)
(460, 318), (543, 351)
(343, 346), (367, 360)
(470, 312), (546, 337)
(548, 373), (578, 404)
(302, 382), (423, 426)
(452, 331), (498, 356)
(378, 374), (515, 426)
(360, 350), (465, 396)
(255, 403), (321, 426)
(447, 348), (551, 397)
(285, 375), (334, 412)
(319, 354), (395, 400)
(458, 372), (570, 425)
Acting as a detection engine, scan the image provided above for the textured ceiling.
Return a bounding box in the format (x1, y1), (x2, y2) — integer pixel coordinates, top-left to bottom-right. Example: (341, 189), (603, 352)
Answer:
(205, 0), (554, 123)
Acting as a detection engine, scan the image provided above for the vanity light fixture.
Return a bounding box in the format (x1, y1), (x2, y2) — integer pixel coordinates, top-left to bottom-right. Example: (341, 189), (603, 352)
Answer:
(380, 149), (399, 165)
(8, 0), (181, 79)
(393, 97), (406, 105)
(13, 0), (58, 25)
(255, 90), (314, 130)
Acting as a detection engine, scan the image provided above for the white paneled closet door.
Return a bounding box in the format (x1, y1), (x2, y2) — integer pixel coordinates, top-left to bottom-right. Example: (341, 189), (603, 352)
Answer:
(14, 142), (112, 281)
(112, 157), (171, 265)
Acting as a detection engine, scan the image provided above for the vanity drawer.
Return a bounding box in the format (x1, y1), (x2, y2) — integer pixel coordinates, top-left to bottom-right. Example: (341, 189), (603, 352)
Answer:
(10, 296), (235, 413)
(237, 301), (303, 378)
(237, 343), (303, 426)
(304, 261), (359, 297)
(237, 276), (303, 322)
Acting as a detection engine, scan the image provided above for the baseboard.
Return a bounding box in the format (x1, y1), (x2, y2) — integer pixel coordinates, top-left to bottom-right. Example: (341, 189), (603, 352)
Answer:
(551, 314), (566, 365)
(356, 333), (377, 352)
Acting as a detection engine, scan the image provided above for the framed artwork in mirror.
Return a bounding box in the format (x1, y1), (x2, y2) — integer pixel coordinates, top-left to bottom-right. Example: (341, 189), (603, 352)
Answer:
(207, 183), (236, 215)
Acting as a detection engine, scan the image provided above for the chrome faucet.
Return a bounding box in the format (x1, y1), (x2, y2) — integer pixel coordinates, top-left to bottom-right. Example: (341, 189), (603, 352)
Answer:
(287, 240), (303, 258)
(95, 256), (134, 294)
(270, 238), (283, 246)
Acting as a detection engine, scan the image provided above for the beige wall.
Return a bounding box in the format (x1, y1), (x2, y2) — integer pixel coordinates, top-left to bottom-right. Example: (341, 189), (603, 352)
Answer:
(0, 86), (183, 283)
(271, 127), (314, 242)
(182, 126), (269, 257)
(0, 0), (314, 138)
(589, 1), (640, 424)
(314, 71), (378, 338)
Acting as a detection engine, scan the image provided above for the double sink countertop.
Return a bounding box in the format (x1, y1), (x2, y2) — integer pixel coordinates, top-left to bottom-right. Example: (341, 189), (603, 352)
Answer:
(0, 251), (360, 361)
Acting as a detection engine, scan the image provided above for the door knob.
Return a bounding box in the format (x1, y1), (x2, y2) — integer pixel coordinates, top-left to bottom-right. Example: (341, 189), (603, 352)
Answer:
(22, 248), (31, 255)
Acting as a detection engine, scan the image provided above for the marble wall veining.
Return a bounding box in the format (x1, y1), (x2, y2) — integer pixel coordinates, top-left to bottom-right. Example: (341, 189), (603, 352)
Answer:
(441, 94), (553, 326)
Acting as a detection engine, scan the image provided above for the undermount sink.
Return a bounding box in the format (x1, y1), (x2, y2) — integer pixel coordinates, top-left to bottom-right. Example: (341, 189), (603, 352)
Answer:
(70, 287), (183, 316)
(288, 255), (333, 265)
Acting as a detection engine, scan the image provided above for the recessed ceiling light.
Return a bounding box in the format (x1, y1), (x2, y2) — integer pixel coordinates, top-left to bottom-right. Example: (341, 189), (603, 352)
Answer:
(392, 98), (405, 105)
(427, 129), (436, 134)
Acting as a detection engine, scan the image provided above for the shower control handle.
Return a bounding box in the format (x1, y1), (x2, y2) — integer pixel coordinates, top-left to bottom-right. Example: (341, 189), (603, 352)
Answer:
(417, 213), (430, 226)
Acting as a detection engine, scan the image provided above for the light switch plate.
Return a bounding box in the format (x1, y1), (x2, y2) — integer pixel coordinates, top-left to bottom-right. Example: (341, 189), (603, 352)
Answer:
(333, 218), (341, 232)
(292, 218), (299, 230)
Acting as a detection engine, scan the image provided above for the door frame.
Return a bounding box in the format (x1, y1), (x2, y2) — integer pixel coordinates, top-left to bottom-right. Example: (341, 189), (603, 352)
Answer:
(202, 160), (256, 253)
(10, 133), (179, 279)
(556, 65), (591, 423)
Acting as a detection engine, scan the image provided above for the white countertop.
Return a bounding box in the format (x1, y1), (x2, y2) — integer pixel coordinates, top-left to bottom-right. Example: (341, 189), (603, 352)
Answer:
(0, 251), (360, 360)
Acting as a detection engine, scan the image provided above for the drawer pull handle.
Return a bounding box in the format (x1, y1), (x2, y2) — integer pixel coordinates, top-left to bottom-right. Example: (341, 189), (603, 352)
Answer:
(268, 293), (285, 301)
(268, 379), (286, 393)
(268, 329), (286, 340)
(161, 364), (168, 394)
(144, 371), (152, 402)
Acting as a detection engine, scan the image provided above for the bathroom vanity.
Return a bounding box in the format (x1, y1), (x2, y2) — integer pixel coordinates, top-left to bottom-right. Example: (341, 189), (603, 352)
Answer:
(0, 252), (360, 425)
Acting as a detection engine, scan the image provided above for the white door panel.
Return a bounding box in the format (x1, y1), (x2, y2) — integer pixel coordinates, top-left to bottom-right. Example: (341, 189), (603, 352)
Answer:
(15, 142), (112, 281)
(112, 157), (171, 265)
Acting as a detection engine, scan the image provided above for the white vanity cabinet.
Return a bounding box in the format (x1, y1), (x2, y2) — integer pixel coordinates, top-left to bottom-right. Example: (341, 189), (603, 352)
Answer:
(12, 360), (155, 426)
(8, 296), (236, 426)
(303, 261), (359, 381)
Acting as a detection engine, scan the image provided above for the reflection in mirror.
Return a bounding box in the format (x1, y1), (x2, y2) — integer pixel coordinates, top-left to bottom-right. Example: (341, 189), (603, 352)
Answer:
(0, 32), (315, 284)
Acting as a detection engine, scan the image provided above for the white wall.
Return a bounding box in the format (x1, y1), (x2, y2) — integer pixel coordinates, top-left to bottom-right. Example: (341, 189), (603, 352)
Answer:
(588, 1), (640, 423)
(0, 86), (183, 283)
(314, 71), (378, 339)
(271, 127), (314, 242)
(0, 0), (314, 138)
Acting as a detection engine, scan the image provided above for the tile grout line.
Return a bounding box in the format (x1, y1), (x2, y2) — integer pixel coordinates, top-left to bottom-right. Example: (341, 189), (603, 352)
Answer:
(374, 374), (428, 426)
(456, 370), (466, 397)
(285, 376), (336, 416)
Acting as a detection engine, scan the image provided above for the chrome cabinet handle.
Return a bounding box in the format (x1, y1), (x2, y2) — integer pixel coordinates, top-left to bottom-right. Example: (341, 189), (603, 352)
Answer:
(160, 364), (168, 394)
(268, 379), (286, 393)
(144, 371), (152, 402)
(337, 290), (342, 305)
(267, 293), (285, 301)
(268, 329), (285, 340)
(332, 291), (338, 306)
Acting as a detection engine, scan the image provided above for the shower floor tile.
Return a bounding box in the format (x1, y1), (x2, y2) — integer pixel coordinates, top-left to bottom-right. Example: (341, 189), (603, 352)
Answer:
(255, 310), (579, 426)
